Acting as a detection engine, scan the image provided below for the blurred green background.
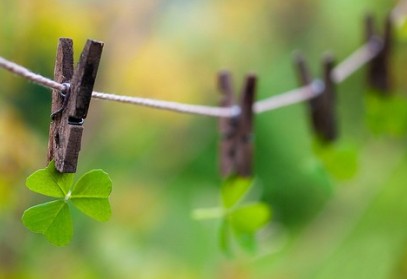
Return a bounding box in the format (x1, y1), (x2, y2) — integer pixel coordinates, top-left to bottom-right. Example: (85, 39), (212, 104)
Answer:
(1, 0), (407, 278)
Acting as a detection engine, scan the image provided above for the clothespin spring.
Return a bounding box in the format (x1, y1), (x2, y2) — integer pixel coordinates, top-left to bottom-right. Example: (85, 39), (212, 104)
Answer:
(51, 83), (71, 120)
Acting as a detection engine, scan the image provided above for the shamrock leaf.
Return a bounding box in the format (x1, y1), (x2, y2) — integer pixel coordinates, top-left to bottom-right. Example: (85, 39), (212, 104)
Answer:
(71, 170), (112, 222)
(218, 202), (271, 255)
(22, 200), (72, 246)
(232, 229), (257, 253)
(397, 15), (407, 41)
(219, 220), (232, 256)
(229, 202), (271, 233)
(26, 161), (74, 198)
(313, 140), (358, 181)
(365, 93), (407, 137)
(22, 161), (112, 246)
(221, 176), (252, 208)
(230, 203), (271, 253)
(194, 176), (271, 256)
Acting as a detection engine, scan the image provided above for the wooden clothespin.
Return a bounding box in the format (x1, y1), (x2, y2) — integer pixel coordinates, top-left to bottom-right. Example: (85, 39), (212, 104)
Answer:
(47, 38), (104, 173)
(365, 13), (393, 93)
(218, 71), (256, 178)
(294, 52), (337, 142)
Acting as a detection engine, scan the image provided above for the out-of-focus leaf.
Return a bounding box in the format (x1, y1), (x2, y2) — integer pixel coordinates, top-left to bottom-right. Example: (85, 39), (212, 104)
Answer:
(219, 220), (232, 257)
(396, 16), (407, 42)
(233, 230), (257, 254)
(365, 93), (407, 137)
(26, 161), (74, 198)
(221, 176), (253, 209)
(227, 202), (271, 254)
(230, 202), (271, 233)
(314, 141), (358, 180)
(22, 200), (72, 246)
(191, 207), (224, 220)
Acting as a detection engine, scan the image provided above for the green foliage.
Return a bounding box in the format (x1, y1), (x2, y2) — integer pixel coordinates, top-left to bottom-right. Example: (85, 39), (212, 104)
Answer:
(221, 176), (252, 209)
(314, 140), (359, 181)
(23, 200), (72, 246)
(1, 0), (404, 277)
(70, 170), (112, 222)
(230, 203), (271, 232)
(26, 161), (74, 197)
(365, 93), (407, 137)
(193, 176), (271, 256)
(396, 15), (407, 42)
(22, 161), (112, 246)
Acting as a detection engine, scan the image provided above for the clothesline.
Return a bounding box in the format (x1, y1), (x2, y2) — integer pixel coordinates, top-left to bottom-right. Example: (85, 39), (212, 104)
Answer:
(0, 37), (382, 118)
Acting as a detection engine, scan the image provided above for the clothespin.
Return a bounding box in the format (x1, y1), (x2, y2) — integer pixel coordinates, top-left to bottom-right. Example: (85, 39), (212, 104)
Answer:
(294, 52), (337, 142)
(47, 38), (104, 173)
(365, 13), (393, 93)
(218, 71), (256, 177)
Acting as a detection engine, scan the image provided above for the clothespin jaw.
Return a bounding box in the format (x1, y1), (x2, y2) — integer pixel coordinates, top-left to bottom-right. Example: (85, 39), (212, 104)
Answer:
(218, 71), (237, 177)
(317, 54), (337, 142)
(293, 51), (312, 87)
(294, 52), (337, 142)
(47, 38), (104, 173)
(365, 13), (393, 94)
(218, 71), (256, 178)
(235, 74), (256, 176)
(47, 38), (74, 171)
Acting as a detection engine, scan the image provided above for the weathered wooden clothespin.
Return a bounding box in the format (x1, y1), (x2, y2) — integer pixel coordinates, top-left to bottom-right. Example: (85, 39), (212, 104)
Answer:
(47, 38), (103, 173)
(294, 52), (337, 142)
(218, 71), (256, 178)
(365, 13), (393, 93)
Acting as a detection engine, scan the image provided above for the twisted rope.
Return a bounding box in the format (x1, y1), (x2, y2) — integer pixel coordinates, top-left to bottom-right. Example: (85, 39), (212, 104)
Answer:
(0, 39), (382, 118)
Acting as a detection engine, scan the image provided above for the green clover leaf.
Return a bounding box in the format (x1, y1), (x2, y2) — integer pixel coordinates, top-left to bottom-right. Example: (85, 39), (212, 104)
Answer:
(232, 229), (257, 254)
(229, 202), (271, 253)
(221, 176), (252, 209)
(71, 170), (112, 222)
(365, 93), (407, 137)
(26, 161), (74, 198)
(193, 176), (272, 256)
(22, 161), (112, 246)
(313, 140), (358, 181)
(229, 202), (271, 233)
(22, 200), (72, 246)
(219, 220), (232, 257)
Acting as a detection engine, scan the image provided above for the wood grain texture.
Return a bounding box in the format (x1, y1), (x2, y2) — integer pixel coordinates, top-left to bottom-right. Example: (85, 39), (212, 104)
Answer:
(294, 53), (337, 143)
(235, 75), (256, 177)
(314, 54), (337, 142)
(68, 40), (104, 120)
(218, 72), (255, 178)
(365, 14), (392, 93)
(218, 71), (237, 177)
(48, 39), (103, 173)
(47, 38), (74, 168)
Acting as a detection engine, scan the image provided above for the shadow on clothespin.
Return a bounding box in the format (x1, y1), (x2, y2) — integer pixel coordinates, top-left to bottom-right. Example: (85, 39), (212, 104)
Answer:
(365, 13), (393, 94)
(218, 71), (256, 178)
(294, 52), (337, 143)
(47, 38), (104, 173)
